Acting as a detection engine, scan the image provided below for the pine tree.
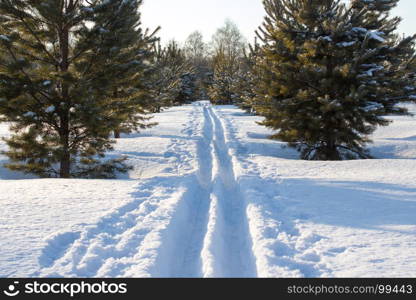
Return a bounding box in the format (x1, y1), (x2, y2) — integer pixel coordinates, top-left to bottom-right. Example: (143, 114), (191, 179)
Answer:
(176, 72), (197, 105)
(184, 31), (210, 99)
(209, 48), (237, 105)
(232, 41), (262, 113)
(147, 40), (193, 112)
(96, 2), (159, 139)
(255, 0), (416, 160)
(0, 0), (157, 178)
(208, 20), (246, 105)
(409, 57), (416, 101)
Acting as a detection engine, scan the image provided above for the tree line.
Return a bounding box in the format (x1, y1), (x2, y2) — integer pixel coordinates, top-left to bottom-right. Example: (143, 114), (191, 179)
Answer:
(0, 0), (415, 179)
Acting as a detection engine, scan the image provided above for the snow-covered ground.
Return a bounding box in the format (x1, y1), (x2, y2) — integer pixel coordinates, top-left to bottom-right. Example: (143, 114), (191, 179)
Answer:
(1, 102), (415, 278)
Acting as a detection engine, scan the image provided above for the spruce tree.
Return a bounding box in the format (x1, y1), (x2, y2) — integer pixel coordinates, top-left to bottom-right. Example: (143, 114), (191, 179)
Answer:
(0, 0), (157, 178)
(255, 0), (416, 160)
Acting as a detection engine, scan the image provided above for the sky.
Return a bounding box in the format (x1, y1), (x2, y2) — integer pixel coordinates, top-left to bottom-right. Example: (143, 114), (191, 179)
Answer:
(141, 0), (416, 45)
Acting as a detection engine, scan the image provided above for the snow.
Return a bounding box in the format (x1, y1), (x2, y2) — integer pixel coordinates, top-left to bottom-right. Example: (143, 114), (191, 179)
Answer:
(319, 36), (332, 42)
(336, 41), (356, 47)
(0, 35), (10, 42)
(99, 28), (109, 34)
(368, 31), (386, 43)
(363, 102), (384, 112)
(23, 112), (36, 117)
(45, 106), (55, 113)
(81, 7), (94, 13)
(351, 27), (386, 43)
(215, 104), (416, 277)
(362, 65), (384, 77)
(1, 102), (416, 278)
(352, 27), (368, 34)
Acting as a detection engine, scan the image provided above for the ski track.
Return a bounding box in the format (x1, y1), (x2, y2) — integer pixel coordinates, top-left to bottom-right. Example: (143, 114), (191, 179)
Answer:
(216, 107), (328, 277)
(201, 106), (257, 277)
(36, 103), (261, 278)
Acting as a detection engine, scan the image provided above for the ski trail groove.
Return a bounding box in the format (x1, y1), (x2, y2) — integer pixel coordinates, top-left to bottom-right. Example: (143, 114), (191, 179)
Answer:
(216, 107), (325, 277)
(201, 105), (257, 277)
(164, 103), (214, 277)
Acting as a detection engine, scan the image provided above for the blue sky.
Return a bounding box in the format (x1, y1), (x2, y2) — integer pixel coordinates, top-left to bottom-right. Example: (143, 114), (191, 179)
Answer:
(141, 0), (416, 44)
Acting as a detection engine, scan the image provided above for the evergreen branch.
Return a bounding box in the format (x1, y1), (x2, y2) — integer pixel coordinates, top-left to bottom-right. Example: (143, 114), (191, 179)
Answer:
(337, 145), (371, 159)
(295, 79), (324, 94)
(5, 45), (46, 105)
(4, 44), (61, 130)
(19, 49), (56, 65)
(5, 1), (58, 65)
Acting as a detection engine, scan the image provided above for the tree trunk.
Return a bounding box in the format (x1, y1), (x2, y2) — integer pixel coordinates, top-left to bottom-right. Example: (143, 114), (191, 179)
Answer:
(60, 160), (71, 178)
(58, 8), (71, 178)
(59, 113), (71, 178)
(59, 138), (71, 178)
(325, 138), (340, 161)
(114, 130), (121, 139)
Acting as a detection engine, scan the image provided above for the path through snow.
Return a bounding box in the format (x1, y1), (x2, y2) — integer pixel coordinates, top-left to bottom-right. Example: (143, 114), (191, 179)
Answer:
(23, 102), (416, 278)
(37, 102), (259, 277)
